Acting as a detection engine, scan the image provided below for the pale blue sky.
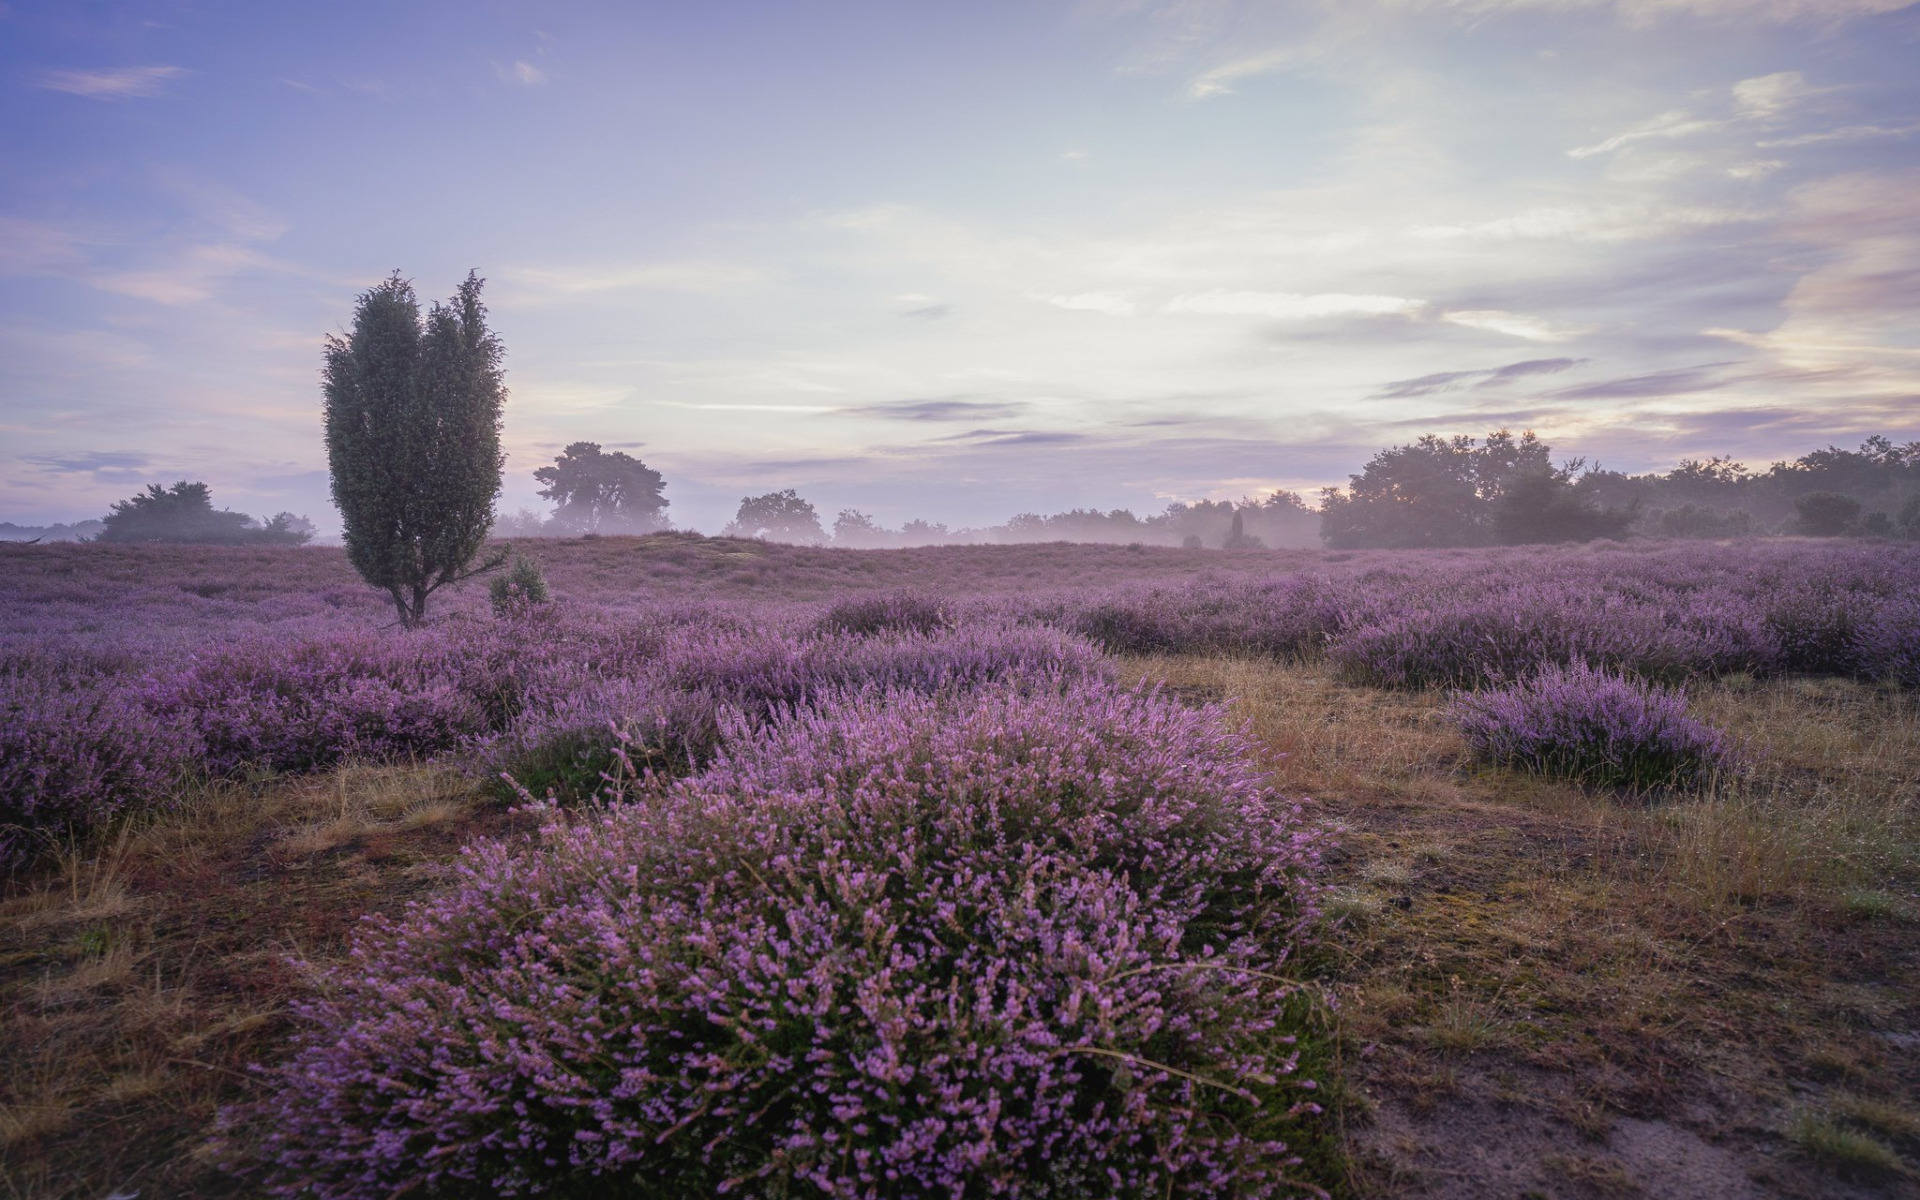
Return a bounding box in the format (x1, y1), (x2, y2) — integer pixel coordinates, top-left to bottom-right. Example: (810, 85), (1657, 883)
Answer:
(3, 0), (1918, 531)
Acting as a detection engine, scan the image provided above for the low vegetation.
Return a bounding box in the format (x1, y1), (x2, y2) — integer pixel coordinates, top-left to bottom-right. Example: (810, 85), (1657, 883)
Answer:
(2, 537), (1915, 1197)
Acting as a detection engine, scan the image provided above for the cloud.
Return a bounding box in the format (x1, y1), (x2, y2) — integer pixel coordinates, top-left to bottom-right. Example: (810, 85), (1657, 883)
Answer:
(1037, 291), (1139, 316)
(900, 302), (951, 319)
(500, 261), (763, 299)
(1407, 0), (1915, 24)
(497, 60), (547, 86)
(1569, 110), (1724, 159)
(1441, 310), (1587, 341)
(1187, 46), (1299, 99)
(1543, 364), (1733, 400)
(1731, 71), (1818, 119)
(853, 398), (1028, 421)
(30, 65), (187, 99)
(24, 450), (152, 473)
(1165, 290), (1425, 319)
(1373, 357), (1585, 398)
(1758, 121), (1920, 148)
(1414, 204), (1754, 242)
(938, 429), (1089, 446)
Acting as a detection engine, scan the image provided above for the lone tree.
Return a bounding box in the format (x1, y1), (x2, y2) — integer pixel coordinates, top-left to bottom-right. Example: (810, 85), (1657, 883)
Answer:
(323, 271), (506, 627)
(533, 441), (670, 534)
(725, 489), (824, 543)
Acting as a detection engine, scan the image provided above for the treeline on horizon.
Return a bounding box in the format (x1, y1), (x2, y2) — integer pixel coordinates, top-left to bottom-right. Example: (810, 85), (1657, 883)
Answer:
(7, 431), (1919, 550)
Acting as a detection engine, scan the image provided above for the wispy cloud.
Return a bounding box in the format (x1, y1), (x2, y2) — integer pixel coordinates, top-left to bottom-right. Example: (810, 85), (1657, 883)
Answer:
(1414, 204), (1754, 242)
(496, 60), (547, 86)
(1374, 357), (1584, 398)
(852, 398), (1028, 422)
(24, 450), (152, 473)
(1036, 291), (1138, 316)
(1165, 290), (1424, 319)
(30, 65), (188, 99)
(1758, 121), (1920, 148)
(1441, 311), (1588, 342)
(1544, 364), (1734, 400)
(501, 261), (763, 300)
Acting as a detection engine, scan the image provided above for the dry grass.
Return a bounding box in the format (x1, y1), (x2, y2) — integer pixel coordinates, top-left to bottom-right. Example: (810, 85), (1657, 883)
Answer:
(1123, 655), (1920, 1199)
(0, 764), (521, 1200)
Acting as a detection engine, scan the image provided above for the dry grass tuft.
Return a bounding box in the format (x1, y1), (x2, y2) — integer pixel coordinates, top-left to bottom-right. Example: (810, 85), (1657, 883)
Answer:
(0, 764), (516, 1200)
(1121, 655), (1920, 1199)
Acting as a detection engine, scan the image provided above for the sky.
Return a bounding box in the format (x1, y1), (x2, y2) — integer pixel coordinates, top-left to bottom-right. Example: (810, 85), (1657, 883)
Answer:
(2, 0), (1918, 534)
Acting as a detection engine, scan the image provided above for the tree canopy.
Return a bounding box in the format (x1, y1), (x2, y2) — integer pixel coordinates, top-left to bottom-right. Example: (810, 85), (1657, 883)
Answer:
(1319, 430), (1629, 549)
(726, 490), (825, 543)
(322, 271), (506, 627)
(533, 442), (670, 534)
(99, 482), (313, 545)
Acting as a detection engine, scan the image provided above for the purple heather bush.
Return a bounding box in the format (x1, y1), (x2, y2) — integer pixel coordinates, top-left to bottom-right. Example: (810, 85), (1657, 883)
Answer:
(1853, 592), (1920, 688)
(0, 671), (200, 863)
(815, 588), (950, 637)
(230, 681), (1325, 1199)
(1449, 660), (1736, 792)
(488, 620), (1110, 800)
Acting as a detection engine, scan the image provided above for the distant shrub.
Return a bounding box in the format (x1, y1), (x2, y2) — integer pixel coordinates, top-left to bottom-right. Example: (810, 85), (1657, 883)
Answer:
(1183, 533), (1204, 550)
(231, 681), (1325, 1198)
(815, 588), (948, 636)
(1657, 504), (1751, 539)
(487, 553), (551, 619)
(1794, 491), (1863, 537)
(1450, 660), (1735, 791)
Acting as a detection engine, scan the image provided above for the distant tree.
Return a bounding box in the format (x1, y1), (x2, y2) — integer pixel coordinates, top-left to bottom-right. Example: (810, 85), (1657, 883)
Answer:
(323, 271), (507, 628)
(101, 482), (254, 543)
(1181, 533), (1204, 550)
(533, 442), (669, 534)
(898, 519), (950, 545)
(725, 489), (824, 543)
(99, 482), (314, 545)
(1322, 430), (1630, 548)
(1656, 504), (1751, 539)
(1794, 491), (1862, 536)
(1221, 509), (1266, 550)
(492, 507), (554, 538)
(833, 508), (888, 548)
(1490, 468), (1633, 544)
(1319, 434), (1485, 549)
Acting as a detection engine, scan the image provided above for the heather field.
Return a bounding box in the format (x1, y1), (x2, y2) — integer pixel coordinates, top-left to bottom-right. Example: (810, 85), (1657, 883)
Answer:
(3, 535), (1917, 1199)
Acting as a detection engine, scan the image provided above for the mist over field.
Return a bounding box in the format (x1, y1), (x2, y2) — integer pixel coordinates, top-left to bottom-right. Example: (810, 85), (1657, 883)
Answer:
(4, 3), (1919, 1199)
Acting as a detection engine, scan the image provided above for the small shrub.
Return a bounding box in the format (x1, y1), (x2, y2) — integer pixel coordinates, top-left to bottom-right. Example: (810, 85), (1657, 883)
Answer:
(488, 553), (551, 619)
(815, 588), (948, 637)
(1449, 660), (1735, 792)
(229, 681), (1326, 1198)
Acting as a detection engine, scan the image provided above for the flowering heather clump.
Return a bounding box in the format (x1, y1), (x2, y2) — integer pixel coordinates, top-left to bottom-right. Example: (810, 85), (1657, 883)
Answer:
(232, 681), (1325, 1198)
(152, 630), (508, 775)
(1854, 593), (1920, 688)
(815, 588), (949, 636)
(1450, 660), (1736, 792)
(489, 621), (1111, 800)
(0, 671), (200, 863)
(1064, 575), (1350, 660)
